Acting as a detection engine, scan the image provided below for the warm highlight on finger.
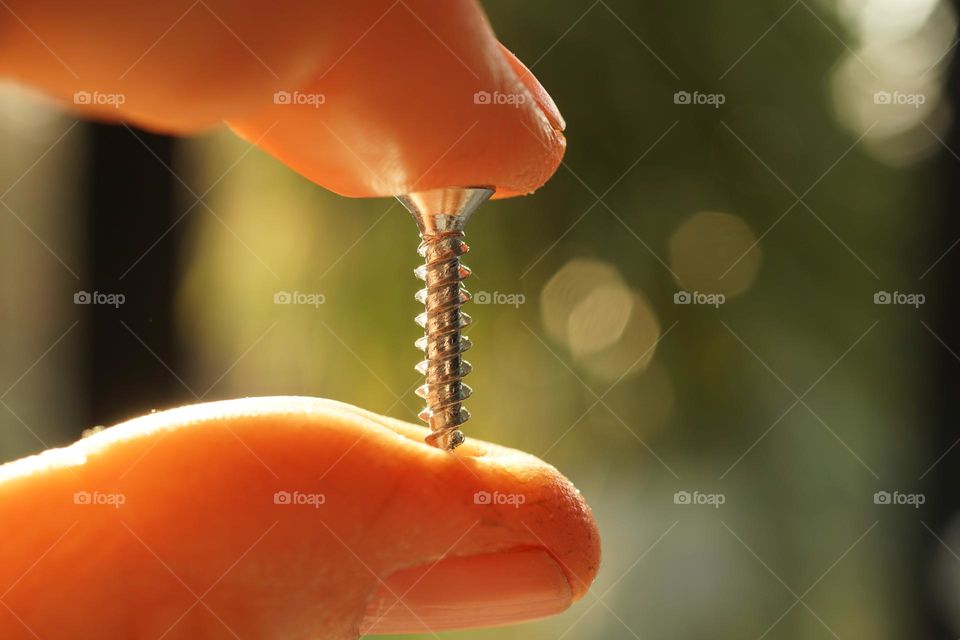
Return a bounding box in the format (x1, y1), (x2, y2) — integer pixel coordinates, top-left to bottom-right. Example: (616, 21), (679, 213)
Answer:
(0, 0), (565, 197)
(0, 397), (599, 639)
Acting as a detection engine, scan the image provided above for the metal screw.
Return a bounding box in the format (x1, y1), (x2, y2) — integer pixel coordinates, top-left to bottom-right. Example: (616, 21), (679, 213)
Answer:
(397, 187), (495, 451)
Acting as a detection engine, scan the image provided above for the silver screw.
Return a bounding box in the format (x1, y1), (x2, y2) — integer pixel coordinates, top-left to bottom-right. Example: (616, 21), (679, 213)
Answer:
(397, 187), (495, 450)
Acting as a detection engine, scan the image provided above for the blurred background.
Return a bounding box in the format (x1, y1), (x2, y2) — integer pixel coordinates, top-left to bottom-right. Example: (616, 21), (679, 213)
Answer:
(1, 0), (959, 637)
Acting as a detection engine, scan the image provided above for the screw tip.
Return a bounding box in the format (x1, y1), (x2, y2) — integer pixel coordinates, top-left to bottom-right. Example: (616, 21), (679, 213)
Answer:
(425, 429), (465, 451)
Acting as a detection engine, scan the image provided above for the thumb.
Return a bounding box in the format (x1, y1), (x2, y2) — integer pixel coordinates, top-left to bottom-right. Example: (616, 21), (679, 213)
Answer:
(226, 0), (566, 198)
(0, 0), (565, 198)
(0, 397), (600, 639)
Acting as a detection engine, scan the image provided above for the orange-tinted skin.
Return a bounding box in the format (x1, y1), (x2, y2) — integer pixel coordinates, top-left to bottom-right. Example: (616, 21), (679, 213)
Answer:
(0, 398), (600, 639)
(0, 0), (565, 198)
(0, 4), (588, 635)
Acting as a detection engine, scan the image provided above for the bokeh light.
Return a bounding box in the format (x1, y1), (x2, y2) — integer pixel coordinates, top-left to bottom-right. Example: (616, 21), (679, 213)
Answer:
(831, 0), (957, 165)
(540, 257), (662, 382)
(668, 211), (761, 297)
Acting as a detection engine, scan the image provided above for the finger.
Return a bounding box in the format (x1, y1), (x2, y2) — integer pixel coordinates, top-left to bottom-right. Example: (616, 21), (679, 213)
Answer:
(0, 397), (600, 639)
(0, 0), (341, 130)
(0, 0), (564, 198)
(226, 1), (566, 199)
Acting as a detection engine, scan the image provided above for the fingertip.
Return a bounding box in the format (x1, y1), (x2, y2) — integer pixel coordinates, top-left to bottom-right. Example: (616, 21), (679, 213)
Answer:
(335, 399), (602, 597)
(361, 548), (571, 634)
(496, 42), (566, 132)
(0, 397), (601, 637)
(226, 1), (567, 199)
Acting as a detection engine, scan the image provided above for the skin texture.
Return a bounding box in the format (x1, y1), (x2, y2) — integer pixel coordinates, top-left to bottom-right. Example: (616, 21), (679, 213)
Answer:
(0, 398), (601, 639)
(0, 2), (589, 635)
(0, 0), (565, 198)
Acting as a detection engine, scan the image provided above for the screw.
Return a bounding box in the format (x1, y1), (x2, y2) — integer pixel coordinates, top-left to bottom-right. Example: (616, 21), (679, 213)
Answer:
(397, 187), (495, 451)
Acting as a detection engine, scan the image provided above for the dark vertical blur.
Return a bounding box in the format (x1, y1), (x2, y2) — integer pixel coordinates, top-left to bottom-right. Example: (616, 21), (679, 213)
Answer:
(81, 123), (185, 428)
(928, 3), (960, 635)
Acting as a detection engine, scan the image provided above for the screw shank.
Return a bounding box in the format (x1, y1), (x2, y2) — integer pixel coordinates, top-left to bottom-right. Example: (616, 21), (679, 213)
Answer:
(397, 187), (494, 451)
(418, 228), (471, 449)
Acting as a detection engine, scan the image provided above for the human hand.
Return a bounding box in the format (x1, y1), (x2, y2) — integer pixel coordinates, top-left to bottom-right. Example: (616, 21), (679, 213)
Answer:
(0, 5), (587, 637)
(0, 397), (600, 639)
(0, 0), (565, 198)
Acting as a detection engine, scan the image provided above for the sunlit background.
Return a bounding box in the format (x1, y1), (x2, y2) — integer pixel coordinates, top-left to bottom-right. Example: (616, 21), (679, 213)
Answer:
(2, 0), (960, 637)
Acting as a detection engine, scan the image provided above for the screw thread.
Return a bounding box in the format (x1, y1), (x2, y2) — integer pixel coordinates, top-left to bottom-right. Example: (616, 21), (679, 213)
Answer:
(414, 228), (473, 450)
